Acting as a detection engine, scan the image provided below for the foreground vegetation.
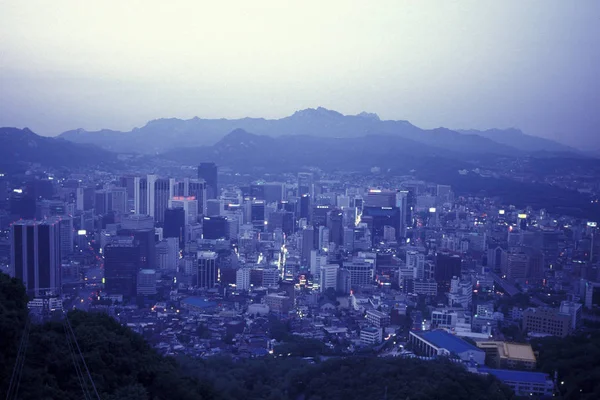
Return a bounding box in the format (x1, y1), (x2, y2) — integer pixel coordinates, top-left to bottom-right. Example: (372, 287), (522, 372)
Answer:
(0, 272), (515, 399)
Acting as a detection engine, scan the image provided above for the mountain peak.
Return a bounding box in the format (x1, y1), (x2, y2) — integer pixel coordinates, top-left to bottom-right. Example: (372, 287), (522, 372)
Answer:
(291, 107), (344, 119)
(356, 111), (380, 121)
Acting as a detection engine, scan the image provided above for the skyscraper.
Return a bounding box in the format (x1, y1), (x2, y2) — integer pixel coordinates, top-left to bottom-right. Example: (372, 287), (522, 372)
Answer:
(11, 219), (61, 296)
(198, 163), (218, 200)
(198, 251), (218, 288)
(104, 238), (141, 298)
(163, 208), (186, 244)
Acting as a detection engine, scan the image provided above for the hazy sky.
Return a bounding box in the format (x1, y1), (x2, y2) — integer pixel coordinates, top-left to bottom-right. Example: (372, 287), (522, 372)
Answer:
(1, 0), (599, 148)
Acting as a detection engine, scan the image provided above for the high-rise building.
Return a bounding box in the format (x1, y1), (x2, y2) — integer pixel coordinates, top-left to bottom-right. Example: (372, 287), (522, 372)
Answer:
(263, 182), (285, 203)
(152, 178), (172, 224)
(301, 226), (315, 264)
(117, 227), (156, 270)
(163, 208), (186, 244)
(297, 172), (314, 198)
(365, 189), (397, 207)
(435, 252), (462, 292)
(267, 211), (294, 235)
(137, 269), (158, 296)
(299, 194), (311, 222)
(406, 251), (426, 280)
(202, 216), (229, 239)
(169, 196), (198, 225)
(320, 264), (339, 293)
(11, 219), (62, 296)
(198, 163), (218, 200)
(361, 206), (401, 243)
(133, 177), (148, 215)
(198, 251), (218, 289)
(327, 208), (344, 246)
(236, 267), (251, 291)
(344, 258), (374, 287)
(104, 237), (141, 298)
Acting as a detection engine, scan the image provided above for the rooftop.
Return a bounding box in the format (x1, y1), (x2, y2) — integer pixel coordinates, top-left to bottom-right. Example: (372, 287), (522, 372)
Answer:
(479, 368), (551, 384)
(415, 330), (483, 355)
(181, 297), (217, 309)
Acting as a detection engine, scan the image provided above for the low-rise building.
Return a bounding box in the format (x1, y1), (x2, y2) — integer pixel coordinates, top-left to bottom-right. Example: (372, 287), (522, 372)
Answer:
(409, 330), (485, 364)
(366, 309), (390, 328)
(522, 307), (571, 338)
(478, 368), (554, 397)
(476, 341), (536, 370)
(360, 326), (382, 346)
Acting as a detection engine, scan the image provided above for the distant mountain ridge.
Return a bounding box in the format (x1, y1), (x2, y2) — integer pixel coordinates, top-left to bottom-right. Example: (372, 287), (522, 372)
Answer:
(59, 107), (578, 156)
(0, 127), (117, 171)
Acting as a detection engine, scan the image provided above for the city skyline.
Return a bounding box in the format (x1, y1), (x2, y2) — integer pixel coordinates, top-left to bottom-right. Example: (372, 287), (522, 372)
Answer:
(1, 1), (599, 148)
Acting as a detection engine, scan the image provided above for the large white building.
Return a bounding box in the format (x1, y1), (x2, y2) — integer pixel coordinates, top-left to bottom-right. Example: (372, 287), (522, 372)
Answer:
(320, 264), (339, 293)
(406, 251), (425, 280)
(409, 330), (485, 364)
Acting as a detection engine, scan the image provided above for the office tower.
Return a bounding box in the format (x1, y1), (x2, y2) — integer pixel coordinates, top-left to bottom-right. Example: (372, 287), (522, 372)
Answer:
(202, 216), (229, 239)
(327, 208), (344, 246)
(435, 252), (462, 292)
(119, 175), (136, 200)
(301, 226), (315, 264)
(297, 194), (310, 223)
(155, 238), (178, 271)
(133, 176), (148, 215)
(175, 178), (207, 216)
(152, 177), (172, 224)
(343, 227), (354, 251)
(312, 205), (331, 227)
(318, 226), (330, 251)
(110, 187), (128, 214)
(343, 259), (374, 287)
(396, 190), (408, 237)
(337, 268), (351, 294)
(163, 208), (186, 244)
(36, 199), (67, 219)
(365, 189), (397, 207)
(267, 211), (294, 235)
(310, 249), (328, 278)
(169, 196), (198, 225)
(198, 251), (218, 288)
(522, 307), (572, 338)
(137, 269), (158, 296)
(94, 189), (112, 215)
(206, 199), (224, 217)
(11, 219), (61, 296)
(76, 187), (95, 211)
(507, 249), (529, 281)
(117, 225), (156, 270)
(251, 200), (266, 230)
(57, 217), (74, 257)
(236, 267), (251, 291)
(320, 264), (339, 292)
(448, 277), (473, 308)
(198, 162), (218, 200)
(297, 172), (314, 197)
(104, 238), (141, 298)
(362, 206), (401, 243)
(406, 251), (425, 280)
(263, 182), (285, 203)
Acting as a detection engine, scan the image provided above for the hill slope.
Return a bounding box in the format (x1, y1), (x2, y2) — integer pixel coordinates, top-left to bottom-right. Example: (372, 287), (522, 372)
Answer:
(0, 127), (118, 171)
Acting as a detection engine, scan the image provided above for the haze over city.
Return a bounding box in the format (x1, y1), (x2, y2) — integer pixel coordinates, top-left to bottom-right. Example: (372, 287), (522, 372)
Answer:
(4, 2), (600, 399)
(1, 0), (599, 148)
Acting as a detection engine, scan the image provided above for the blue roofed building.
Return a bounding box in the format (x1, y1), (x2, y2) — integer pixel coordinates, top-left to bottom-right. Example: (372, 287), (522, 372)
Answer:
(478, 368), (554, 397)
(180, 296), (218, 312)
(409, 329), (485, 364)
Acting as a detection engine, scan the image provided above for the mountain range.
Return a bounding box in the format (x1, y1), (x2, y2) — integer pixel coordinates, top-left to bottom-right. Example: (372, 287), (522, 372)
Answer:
(60, 107), (578, 156)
